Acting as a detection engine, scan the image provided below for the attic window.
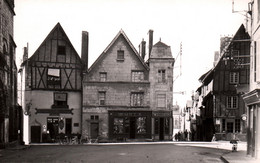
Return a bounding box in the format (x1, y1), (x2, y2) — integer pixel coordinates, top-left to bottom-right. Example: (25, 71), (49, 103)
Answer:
(117, 50), (124, 61)
(57, 46), (66, 55)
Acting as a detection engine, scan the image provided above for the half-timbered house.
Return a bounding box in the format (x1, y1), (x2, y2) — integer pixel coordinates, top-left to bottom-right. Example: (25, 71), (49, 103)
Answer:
(19, 23), (84, 144)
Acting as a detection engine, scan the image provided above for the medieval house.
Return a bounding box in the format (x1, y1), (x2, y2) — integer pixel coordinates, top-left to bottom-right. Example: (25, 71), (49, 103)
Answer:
(82, 30), (174, 141)
(19, 23), (84, 144)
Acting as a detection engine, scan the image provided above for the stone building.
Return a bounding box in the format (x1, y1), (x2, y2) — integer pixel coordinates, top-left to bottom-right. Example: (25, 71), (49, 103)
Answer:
(82, 30), (174, 141)
(19, 23), (84, 144)
(0, 0), (21, 148)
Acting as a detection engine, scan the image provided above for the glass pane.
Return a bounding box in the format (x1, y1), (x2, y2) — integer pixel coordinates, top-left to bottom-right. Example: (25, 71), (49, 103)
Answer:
(136, 117), (146, 134)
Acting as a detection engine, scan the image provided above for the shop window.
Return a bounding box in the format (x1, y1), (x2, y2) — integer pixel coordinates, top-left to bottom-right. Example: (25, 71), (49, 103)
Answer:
(47, 68), (61, 88)
(158, 69), (166, 83)
(165, 118), (170, 134)
(230, 72), (239, 84)
(222, 119), (226, 132)
(235, 119), (241, 132)
(157, 94), (166, 108)
(100, 72), (107, 82)
(53, 92), (67, 108)
(99, 92), (106, 105)
(113, 118), (124, 134)
(155, 118), (159, 134)
(136, 117), (146, 134)
(117, 50), (124, 61)
(131, 92), (144, 106)
(227, 96), (238, 109)
(131, 71), (144, 82)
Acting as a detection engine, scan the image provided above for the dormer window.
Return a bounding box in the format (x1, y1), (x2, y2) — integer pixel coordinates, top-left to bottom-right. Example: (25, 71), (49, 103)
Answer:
(117, 50), (124, 61)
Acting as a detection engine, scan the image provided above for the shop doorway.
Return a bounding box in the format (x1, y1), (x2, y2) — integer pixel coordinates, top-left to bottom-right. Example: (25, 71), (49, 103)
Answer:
(129, 117), (136, 139)
(159, 118), (165, 140)
(47, 117), (59, 140)
(91, 123), (99, 139)
(65, 118), (72, 135)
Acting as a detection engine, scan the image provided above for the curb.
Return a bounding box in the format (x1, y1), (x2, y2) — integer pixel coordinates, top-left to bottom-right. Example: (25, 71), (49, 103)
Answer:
(220, 156), (229, 163)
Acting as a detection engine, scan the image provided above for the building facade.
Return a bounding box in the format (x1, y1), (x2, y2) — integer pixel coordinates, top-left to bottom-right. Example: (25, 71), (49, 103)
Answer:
(0, 0), (21, 148)
(82, 30), (174, 141)
(196, 24), (250, 142)
(242, 0), (260, 159)
(19, 23), (83, 144)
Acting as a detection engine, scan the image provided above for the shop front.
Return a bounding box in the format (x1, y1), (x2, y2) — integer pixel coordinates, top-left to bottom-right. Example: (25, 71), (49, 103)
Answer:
(108, 111), (151, 141)
(152, 111), (173, 141)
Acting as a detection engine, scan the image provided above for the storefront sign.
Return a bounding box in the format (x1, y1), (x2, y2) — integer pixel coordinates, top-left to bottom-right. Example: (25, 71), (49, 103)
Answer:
(152, 112), (171, 117)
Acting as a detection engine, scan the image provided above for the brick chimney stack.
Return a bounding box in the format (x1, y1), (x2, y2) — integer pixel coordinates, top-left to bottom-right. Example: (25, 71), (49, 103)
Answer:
(23, 43), (28, 62)
(139, 38), (146, 60)
(81, 31), (89, 70)
(148, 30), (153, 58)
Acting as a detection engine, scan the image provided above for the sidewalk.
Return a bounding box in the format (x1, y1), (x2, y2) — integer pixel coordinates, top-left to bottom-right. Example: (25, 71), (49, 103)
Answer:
(220, 150), (259, 163)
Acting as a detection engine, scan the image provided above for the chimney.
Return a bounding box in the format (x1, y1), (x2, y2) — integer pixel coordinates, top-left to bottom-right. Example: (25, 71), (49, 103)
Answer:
(213, 51), (220, 66)
(81, 31), (89, 70)
(220, 36), (232, 53)
(139, 39), (146, 60)
(23, 43), (28, 62)
(148, 30), (153, 58)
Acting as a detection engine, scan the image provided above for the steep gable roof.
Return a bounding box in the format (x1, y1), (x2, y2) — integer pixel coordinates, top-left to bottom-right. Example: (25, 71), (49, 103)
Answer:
(214, 24), (250, 69)
(88, 29), (149, 72)
(27, 22), (81, 64)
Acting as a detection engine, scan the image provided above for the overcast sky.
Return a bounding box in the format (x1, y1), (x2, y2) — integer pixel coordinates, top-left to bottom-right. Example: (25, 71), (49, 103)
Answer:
(14, 0), (250, 107)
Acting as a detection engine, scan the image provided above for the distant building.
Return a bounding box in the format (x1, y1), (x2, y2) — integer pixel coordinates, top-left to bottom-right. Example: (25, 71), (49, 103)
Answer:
(196, 24), (250, 141)
(82, 30), (175, 141)
(0, 0), (21, 148)
(18, 23), (84, 144)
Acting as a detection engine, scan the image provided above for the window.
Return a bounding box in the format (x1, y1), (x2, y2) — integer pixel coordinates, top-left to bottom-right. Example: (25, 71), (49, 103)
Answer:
(131, 71), (144, 82)
(91, 115), (99, 120)
(235, 119), (240, 132)
(113, 118), (124, 134)
(165, 118), (170, 134)
(131, 92), (144, 106)
(100, 72), (107, 82)
(222, 119), (226, 132)
(136, 117), (146, 134)
(117, 50), (124, 61)
(154, 118), (159, 134)
(227, 96), (238, 109)
(158, 69), (166, 83)
(53, 93), (67, 108)
(99, 92), (106, 105)
(254, 41), (257, 82)
(47, 69), (61, 88)
(57, 46), (66, 55)
(230, 72), (239, 84)
(157, 94), (166, 108)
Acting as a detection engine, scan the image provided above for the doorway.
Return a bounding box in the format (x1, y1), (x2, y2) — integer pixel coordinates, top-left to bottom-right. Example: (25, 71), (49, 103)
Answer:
(47, 118), (59, 140)
(90, 123), (99, 139)
(159, 118), (164, 140)
(31, 126), (41, 143)
(65, 118), (72, 135)
(130, 117), (136, 139)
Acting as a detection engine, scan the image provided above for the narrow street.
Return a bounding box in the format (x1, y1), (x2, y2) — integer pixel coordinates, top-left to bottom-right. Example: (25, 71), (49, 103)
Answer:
(0, 142), (230, 163)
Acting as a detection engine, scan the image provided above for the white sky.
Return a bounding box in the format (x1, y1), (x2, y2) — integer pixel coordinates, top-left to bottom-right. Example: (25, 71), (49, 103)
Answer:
(14, 0), (250, 107)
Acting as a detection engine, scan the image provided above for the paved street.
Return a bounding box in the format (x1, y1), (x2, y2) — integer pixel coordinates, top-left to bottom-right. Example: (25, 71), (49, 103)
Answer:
(0, 142), (231, 163)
